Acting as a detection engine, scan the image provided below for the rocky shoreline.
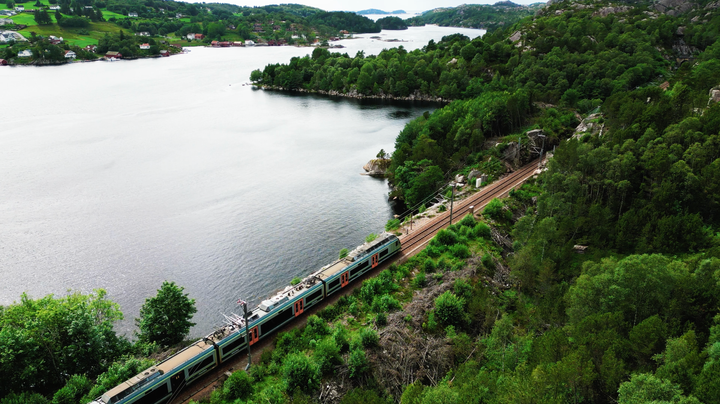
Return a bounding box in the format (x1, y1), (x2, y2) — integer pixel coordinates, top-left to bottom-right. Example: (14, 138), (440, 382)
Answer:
(254, 84), (449, 103)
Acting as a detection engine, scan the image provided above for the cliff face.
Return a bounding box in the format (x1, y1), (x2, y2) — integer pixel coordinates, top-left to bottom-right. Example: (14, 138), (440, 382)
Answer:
(363, 159), (391, 177)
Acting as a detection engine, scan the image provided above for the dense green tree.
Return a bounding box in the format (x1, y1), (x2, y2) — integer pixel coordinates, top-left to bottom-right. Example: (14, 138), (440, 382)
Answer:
(135, 281), (197, 347)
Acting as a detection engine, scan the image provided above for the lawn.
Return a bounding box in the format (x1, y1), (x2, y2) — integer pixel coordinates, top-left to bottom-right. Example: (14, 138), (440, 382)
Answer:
(18, 21), (122, 46)
(6, 12), (38, 25)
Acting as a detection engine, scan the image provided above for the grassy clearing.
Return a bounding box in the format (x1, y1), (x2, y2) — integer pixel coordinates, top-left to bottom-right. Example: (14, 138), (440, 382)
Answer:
(7, 12), (37, 25)
(18, 21), (121, 46)
(101, 10), (127, 20)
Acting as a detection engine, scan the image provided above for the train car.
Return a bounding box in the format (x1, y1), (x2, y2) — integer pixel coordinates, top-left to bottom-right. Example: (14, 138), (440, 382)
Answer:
(91, 233), (401, 404)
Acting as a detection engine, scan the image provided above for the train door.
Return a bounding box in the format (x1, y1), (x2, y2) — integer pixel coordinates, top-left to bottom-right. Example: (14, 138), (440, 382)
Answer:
(340, 272), (349, 287)
(170, 371), (185, 393)
(248, 326), (259, 346)
(371, 253), (379, 268)
(294, 299), (304, 317)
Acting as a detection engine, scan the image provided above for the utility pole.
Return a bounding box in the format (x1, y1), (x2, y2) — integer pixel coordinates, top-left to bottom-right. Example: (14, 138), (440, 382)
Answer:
(449, 182), (456, 225)
(238, 300), (251, 370)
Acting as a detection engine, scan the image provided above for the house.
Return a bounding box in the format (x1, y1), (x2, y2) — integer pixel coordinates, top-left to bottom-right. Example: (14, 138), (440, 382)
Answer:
(0, 33), (11, 43)
(105, 51), (122, 59)
(232, 41), (243, 46)
(159, 49), (169, 56)
(186, 33), (195, 40)
(136, 31), (150, 37)
(245, 40), (255, 47)
(84, 44), (97, 52)
(339, 30), (349, 35)
(18, 49), (32, 57)
(49, 5), (60, 10)
(0, 59), (8, 65)
(49, 35), (63, 45)
(194, 33), (204, 40)
(659, 81), (670, 91)
(64, 50), (76, 59)
(176, 13), (182, 18)
(211, 40), (218, 47)
(0, 18), (13, 25)
(15, 6), (24, 12)
(139, 43), (150, 50)
(0, 10), (15, 16)
(219, 41), (230, 47)
(128, 12), (138, 17)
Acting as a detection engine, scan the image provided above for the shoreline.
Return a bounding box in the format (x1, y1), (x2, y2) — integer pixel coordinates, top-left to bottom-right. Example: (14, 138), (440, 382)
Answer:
(253, 84), (449, 103)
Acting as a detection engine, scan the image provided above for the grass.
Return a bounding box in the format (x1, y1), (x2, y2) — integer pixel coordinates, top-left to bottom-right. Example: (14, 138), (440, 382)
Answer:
(18, 21), (121, 46)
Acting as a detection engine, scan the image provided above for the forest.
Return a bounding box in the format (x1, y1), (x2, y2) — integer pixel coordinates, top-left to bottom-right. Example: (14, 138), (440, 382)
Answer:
(405, 2), (542, 31)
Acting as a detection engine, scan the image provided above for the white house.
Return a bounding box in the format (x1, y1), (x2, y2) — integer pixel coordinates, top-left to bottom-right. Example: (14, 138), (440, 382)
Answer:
(245, 40), (255, 46)
(64, 50), (76, 59)
(186, 33), (195, 40)
(15, 6), (24, 11)
(128, 12), (138, 17)
(18, 49), (32, 57)
(139, 43), (150, 50)
(49, 5), (60, 10)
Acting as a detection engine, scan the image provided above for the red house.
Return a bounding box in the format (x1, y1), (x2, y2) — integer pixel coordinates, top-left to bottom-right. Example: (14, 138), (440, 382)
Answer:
(106, 51), (122, 59)
(211, 40), (218, 47)
(195, 34), (205, 40)
(0, 59), (7, 66)
(159, 50), (169, 56)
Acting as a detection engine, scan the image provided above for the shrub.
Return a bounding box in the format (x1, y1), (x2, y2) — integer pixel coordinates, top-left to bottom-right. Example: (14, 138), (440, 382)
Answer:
(290, 277), (302, 285)
(365, 233), (378, 243)
(52, 375), (92, 404)
(304, 314), (330, 339)
(0, 392), (49, 404)
(360, 274), (398, 304)
(348, 349), (369, 378)
(339, 248), (349, 259)
(376, 312), (387, 326)
(282, 353), (320, 393)
(413, 272), (427, 288)
(481, 254), (495, 270)
(483, 199), (510, 221)
(371, 295), (400, 313)
(83, 357), (155, 402)
(453, 279), (473, 299)
(341, 388), (392, 404)
(458, 214), (476, 228)
(385, 218), (401, 231)
(425, 244), (443, 258)
(433, 229), (459, 246)
(434, 291), (466, 328)
(333, 325), (351, 353)
(313, 337), (342, 375)
(223, 371), (252, 400)
(423, 258), (437, 273)
(474, 222), (492, 239)
(360, 328), (379, 348)
(450, 244), (471, 259)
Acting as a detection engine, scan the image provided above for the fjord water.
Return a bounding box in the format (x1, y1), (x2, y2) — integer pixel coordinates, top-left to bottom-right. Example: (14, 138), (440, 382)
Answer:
(0, 26), (483, 335)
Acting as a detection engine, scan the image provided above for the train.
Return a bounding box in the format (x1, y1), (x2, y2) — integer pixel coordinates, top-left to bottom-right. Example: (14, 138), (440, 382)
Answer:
(91, 232), (401, 404)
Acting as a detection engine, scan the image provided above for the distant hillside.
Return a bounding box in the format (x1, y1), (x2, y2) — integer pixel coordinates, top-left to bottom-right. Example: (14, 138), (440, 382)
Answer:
(356, 9), (406, 15)
(406, 2), (543, 31)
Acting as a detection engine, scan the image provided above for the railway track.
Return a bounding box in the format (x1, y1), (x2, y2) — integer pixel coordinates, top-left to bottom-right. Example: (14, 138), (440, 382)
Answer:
(399, 160), (539, 255)
(172, 159), (540, 404)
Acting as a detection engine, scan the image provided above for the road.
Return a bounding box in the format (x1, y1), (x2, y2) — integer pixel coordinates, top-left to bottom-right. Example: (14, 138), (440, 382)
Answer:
(171, 159), (541, 404)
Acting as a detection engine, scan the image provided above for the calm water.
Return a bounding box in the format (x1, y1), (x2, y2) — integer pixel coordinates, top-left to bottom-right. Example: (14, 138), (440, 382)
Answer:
(0, 26), (484, 336)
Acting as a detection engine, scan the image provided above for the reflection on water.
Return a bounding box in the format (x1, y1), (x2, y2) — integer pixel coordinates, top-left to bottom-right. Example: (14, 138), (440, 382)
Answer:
(0, 26), (484, 336)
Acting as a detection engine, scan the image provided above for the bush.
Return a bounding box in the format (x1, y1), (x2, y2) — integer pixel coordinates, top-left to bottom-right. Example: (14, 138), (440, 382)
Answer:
(313, 337), (342, 375)
(483, 199), (510, 221)
(282, 353), (320, 393)
(341, 388), (393, 404)
(52, 375), (92, 404)
(333, 325), (351, 353)
(0, 392), (49, 404)
(223, 371), (252, 400)
(371, 295), (400, 313)
(474, 222), (492, 239)
(58, 16), (90, 28)
(423, 258), (437, 273)
(304, 314), (331, 339)
(386, 218), (401, 231)
(434, 291), (466, 328)
(453, 279), (473, 299)
(413, 272), (427, 288)
(359, 328), (379, 348)
(365, 233), (378, 243)
(433, 229), (459, 246)
(348, 349), (369, 378)
(481, 254), (494, 270)
(290, 276), (302, 285)
(83, 357), (154, 402)
(339, 248), (349, 259)
(450, 244), (471, 259)
(376, 312), (387, 326)
(458, 214), (476, 228)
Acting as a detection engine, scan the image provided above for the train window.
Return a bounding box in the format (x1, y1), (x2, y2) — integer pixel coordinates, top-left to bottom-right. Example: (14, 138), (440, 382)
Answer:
(221, 335), (247, 356)
(328, 278), (340, 290)
(259, 307), (293, 335)
(187, 354), (215, 378)
(380, 249), (388, 258)
(130, 383), (169, 404)
(305, 288), (323, 304)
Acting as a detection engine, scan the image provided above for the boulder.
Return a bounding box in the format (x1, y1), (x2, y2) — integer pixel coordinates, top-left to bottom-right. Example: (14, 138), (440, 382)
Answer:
(363, 158), (391, 177)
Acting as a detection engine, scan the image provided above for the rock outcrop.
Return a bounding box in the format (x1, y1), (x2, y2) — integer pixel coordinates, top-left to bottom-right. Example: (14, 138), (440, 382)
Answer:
(363, 158), (391, 177)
